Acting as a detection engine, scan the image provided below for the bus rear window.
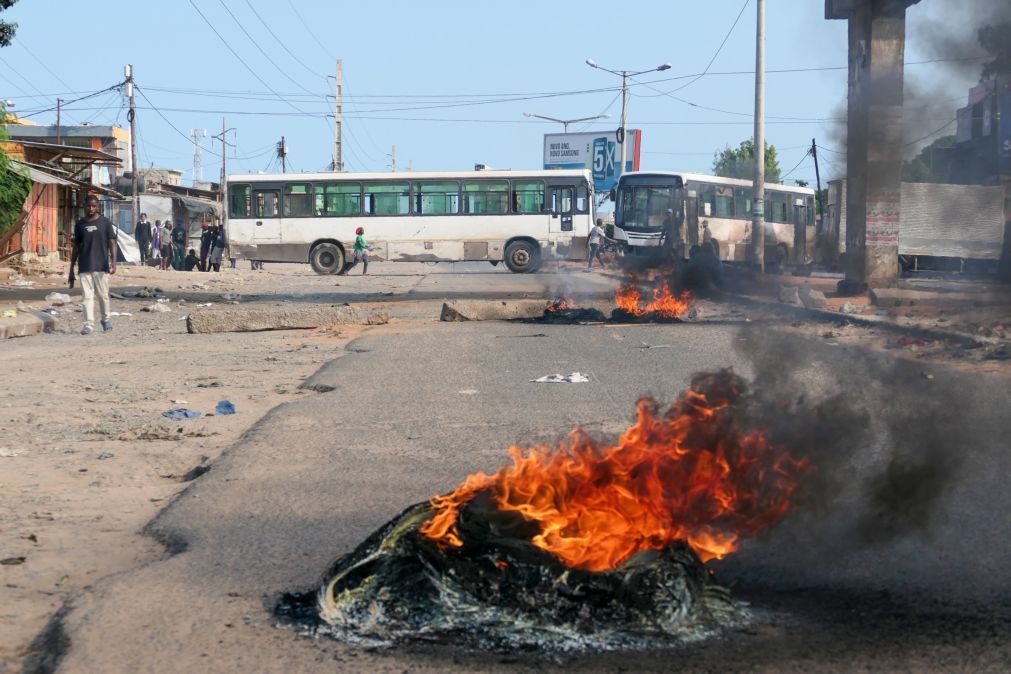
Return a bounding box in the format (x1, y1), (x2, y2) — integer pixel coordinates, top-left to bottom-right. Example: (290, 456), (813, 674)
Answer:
(229, 184), (251, 218)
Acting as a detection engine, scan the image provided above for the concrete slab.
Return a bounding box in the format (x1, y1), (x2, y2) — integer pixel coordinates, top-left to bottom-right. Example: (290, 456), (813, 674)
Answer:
(870, 287), (1011, 308)
(0, 311), (58, 339)
(185, 304), (389, 334)
(440, 299), (552, 321)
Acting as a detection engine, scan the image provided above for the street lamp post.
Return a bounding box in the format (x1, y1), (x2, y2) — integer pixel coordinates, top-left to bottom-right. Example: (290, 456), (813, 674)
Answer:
(586, 59), (670, 176)
(522, 111), (610, 133)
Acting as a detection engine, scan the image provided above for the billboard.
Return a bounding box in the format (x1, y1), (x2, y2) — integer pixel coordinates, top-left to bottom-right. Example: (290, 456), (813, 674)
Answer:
(541, 130), (641, 191)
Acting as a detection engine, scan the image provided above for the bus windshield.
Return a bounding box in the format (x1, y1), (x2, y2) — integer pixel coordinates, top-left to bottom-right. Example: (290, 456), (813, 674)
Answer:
(616, 184), (679, 231)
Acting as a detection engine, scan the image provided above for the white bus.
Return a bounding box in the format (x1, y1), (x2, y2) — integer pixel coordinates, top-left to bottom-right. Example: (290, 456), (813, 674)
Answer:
(225, 169), (595, 274)
(613, 171), (816, 265)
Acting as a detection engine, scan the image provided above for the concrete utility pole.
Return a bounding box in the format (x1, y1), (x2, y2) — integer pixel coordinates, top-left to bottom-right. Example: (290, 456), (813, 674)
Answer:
(212, 118), (235, 204)
(332, 59), (343, 172)
(56, 98), (62, 145)
(125, 64), (139, 232)
(750, 0), (766, 272)
(828, 0), (920, 289)
(388, 145), (396, 172)
(191, 128), (206, 186)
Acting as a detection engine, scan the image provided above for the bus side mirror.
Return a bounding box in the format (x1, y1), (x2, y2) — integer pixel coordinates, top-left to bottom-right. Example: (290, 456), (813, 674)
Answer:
(608, 189), (616, 202)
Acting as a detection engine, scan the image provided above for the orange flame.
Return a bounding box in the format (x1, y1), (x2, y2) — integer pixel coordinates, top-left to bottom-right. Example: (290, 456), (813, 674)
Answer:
(421, 373), (810, 572)
(616, 280), (690, 318)
(547, 297), (577, 313)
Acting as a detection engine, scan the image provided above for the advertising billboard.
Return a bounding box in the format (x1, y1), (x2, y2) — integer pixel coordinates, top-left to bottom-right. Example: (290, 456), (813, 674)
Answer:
(541, 130), (641, 191)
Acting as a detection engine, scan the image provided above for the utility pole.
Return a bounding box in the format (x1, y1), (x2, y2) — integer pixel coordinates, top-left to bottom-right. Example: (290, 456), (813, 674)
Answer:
(56, 98), (62, 145)
(619, 72), (629, 175)
(388, 145), (396, 172)
(212, 118), (235, 204)
(811, 138), (823, 223)
(125, 64), (139, 234)
(750, 0), (766, 272)
(332, 59), (343, 172)
(190, 128), (207, 186)
(277, 136), (288, 173)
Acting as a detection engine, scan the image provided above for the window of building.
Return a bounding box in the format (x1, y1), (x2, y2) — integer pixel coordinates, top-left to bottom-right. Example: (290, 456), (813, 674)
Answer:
(414, 181), (460, 215)
(315, 183), (361, 216)
(283, 183), (313, 217)
(364, 182), (410, 215)
(512, 180), (544, 213)
(463, 180), (509, 214)
(229, 184), (251, 218)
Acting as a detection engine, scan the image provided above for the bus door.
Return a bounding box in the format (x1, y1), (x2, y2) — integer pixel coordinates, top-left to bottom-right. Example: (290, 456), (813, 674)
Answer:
(547, 185), (574, 233)
(252, 187), (281, 246)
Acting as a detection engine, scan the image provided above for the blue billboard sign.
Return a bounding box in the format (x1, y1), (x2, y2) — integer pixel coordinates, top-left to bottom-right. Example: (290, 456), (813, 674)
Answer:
(541, 130), (642, 191)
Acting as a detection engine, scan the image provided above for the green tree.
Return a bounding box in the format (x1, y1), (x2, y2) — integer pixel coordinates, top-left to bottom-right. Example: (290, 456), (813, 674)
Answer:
(0, 101), (32, 241)
(794, 179), (809, 188)
(0, 0), (19, 47)
(712, 139), (782, 184)
(902, 134), (955, 183)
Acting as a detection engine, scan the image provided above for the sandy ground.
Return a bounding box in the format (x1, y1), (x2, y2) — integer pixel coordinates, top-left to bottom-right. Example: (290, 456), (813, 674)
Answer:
(0, 262), (365, 672)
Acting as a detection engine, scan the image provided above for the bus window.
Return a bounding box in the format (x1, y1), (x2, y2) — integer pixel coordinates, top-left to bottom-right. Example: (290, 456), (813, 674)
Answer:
(511, 180), (544, 213)
(254, 190), (279, 218)
(550, 187), (573, 214)
(773, 193), (790, 222)
(463, 180), (509, 214)
(807, 196), (815, 225)
(229, 184), (251, 218)
(316, 183), (361, 216)
(714, 186), (734, 218)
(576, 184), (588, 213)
(698, 184), (715, 217)
(364, 182), (410, 215)
(735, 187), (752, 219)
(283, 183), (313, 217)
(414, 181), (460, 215)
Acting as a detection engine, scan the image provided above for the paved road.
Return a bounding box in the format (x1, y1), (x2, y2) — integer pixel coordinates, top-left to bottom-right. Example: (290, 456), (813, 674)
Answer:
(26, 274), (1011, 673)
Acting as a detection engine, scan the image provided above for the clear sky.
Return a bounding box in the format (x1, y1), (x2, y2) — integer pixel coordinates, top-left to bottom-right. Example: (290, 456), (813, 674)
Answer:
(0, 0), (985, 187)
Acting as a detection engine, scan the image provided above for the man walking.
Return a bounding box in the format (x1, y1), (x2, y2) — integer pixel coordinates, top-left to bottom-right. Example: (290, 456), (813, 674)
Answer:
(199, 222), (213, 272)
(159, 220), (173, 270)
(68, 195), (117, 335)
(135, 212), (152, 266)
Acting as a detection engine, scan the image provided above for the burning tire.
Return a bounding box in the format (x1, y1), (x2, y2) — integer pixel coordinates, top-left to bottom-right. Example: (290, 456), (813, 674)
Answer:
(503, 240), (541, 273)
(309, 242), (345, 275)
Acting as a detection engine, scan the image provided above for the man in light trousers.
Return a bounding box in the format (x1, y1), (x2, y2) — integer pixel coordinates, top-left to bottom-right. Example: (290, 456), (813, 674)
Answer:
(69, 195), (118, 335)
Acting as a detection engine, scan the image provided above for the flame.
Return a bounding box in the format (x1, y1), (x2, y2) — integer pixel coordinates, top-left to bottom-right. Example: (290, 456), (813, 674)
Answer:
(547, 297), (577, 313)
(421, 372), (810, 572)
(615, 280), (690, 318)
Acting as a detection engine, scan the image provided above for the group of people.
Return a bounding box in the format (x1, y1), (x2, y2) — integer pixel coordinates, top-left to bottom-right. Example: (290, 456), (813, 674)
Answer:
(134, 214), (226, 272)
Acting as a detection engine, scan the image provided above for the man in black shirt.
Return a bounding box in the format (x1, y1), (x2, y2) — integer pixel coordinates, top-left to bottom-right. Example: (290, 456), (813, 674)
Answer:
(135, 212), (152, 265)
(170, 220), (187, 271)
(69, 195), (117, 335)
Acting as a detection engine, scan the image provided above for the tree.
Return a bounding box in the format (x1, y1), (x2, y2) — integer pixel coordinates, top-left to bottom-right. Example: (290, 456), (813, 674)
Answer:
(712, 139), (782, 184)
(794, 179), (809, 188)
(0, 101), (32, 241)
(0, 0), (19, 47)
(902, 134), (955, 183)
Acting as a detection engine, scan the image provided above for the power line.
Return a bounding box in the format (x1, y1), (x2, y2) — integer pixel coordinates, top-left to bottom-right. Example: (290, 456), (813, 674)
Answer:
(15, 83), (124, 118)
(215, 0), (321, 98)
(285, 0), (331, 59)
(135, 86), (216, 154)
(14, 37), (76, 93)
(243, 0), (325, 81)
(668, 0), (750, 94)
(780, 149), (812, 180)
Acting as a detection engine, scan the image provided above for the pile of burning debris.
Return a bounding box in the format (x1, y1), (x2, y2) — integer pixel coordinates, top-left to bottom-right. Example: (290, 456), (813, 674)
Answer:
(279, 371), (811, 652)
(540, 276), (692, 324)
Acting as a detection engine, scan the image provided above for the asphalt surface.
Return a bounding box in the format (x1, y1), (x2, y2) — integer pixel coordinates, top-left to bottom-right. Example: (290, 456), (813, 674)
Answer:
(24, 279), (1011, 673)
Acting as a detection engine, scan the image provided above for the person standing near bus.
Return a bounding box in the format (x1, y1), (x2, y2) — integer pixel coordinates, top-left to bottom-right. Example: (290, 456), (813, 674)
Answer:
(209, 224), (226, 272)
(68, 195), (117, 335)
(199, 222), (214, 272)
(586, 218), (613, 270)
(340, 226), (370, 275)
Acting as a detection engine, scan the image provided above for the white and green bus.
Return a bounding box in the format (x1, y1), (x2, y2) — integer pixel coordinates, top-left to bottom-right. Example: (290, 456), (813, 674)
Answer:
(225, 169), (595, 274)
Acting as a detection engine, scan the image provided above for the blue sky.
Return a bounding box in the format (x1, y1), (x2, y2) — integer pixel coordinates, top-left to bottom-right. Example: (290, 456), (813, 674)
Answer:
(0, 1), (983, 186)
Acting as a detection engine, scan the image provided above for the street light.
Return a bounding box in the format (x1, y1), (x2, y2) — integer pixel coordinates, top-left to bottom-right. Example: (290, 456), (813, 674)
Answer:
(522, 111), (610, 133)
(586, 58), (671, 176)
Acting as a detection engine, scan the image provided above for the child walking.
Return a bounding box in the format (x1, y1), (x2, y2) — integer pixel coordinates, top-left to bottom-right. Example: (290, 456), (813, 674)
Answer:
(341, 226), (370, 275)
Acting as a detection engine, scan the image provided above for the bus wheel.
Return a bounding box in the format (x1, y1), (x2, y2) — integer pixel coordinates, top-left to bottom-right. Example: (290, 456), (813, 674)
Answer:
(310, 243), (344, 275)
(504, 240), (541, 273)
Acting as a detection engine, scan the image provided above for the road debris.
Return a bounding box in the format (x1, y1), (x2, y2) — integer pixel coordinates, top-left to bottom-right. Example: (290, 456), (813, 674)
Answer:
(530, 372), (590, 383)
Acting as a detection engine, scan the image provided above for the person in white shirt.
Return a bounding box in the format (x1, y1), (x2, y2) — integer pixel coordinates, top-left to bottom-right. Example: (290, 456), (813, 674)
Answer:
(587, 218), (614, 270)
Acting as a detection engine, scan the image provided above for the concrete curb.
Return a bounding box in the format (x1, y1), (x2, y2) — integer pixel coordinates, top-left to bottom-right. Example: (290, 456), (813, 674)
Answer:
(725, 292), (986, 348)
(440, 299), (553, 322)
(0, 311), (59, 339)
(185, 304), (389, 334)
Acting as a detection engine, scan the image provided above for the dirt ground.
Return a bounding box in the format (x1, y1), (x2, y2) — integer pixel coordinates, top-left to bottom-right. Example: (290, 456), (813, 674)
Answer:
(0, 262), (366, 672)
(1, 260), (1009, 673)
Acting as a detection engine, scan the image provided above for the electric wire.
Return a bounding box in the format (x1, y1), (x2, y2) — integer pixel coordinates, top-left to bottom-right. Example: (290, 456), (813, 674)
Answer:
(780, 149), (812, 180)
(285, 0), (331, 59)
(14, 37), (76, 94)
(243, 0), (326, 81)
(667, 0), (750, 94)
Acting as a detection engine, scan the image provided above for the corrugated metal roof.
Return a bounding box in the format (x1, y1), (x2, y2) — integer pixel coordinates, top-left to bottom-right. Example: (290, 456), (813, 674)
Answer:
(11, 160), (77, 187)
